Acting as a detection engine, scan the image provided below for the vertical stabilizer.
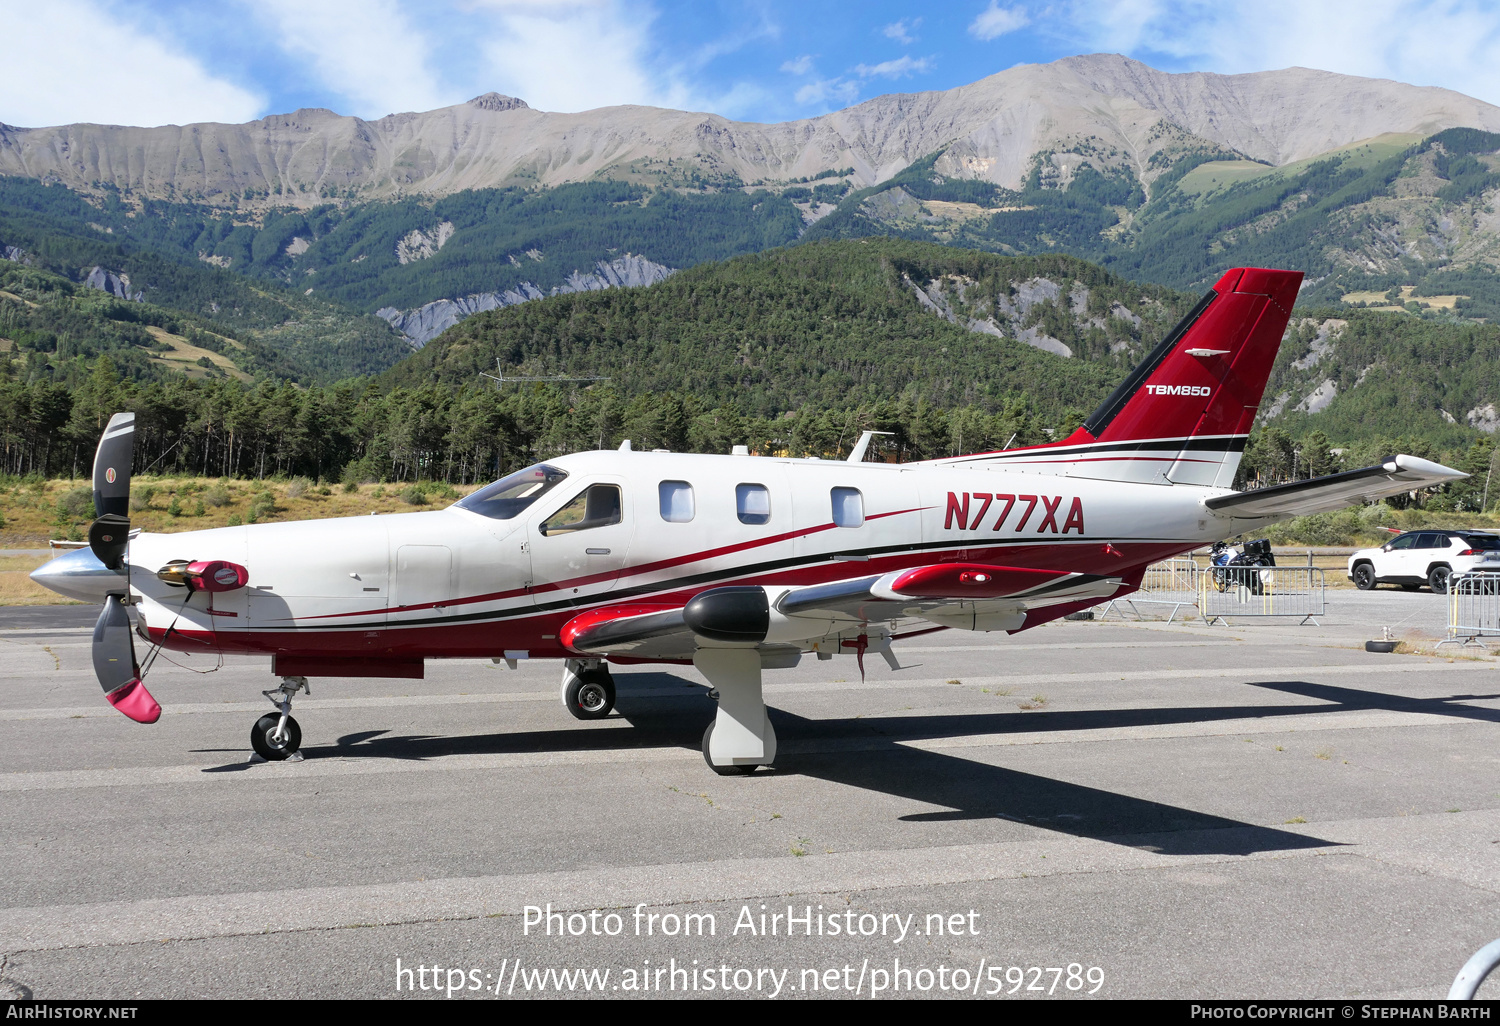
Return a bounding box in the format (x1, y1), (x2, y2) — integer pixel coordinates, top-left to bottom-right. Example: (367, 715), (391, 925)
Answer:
(938, 267), (1302, 486)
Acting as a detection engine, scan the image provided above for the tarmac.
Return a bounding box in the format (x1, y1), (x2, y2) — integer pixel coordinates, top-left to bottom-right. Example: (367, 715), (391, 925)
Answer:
(1, 589), (1499, 1000)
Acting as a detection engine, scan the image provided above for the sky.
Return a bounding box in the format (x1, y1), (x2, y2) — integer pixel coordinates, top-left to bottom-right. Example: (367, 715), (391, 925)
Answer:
(4, 0), (1500, 128)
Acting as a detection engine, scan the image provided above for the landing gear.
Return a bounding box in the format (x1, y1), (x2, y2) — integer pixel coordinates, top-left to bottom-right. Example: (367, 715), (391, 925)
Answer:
(252, 676), (307, 761)
(696, 648), (776, 775)
(561, 660), (615, 719)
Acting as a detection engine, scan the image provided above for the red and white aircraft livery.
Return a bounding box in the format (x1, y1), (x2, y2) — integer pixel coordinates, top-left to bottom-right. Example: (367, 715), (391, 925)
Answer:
(31, 267), (1465, 774)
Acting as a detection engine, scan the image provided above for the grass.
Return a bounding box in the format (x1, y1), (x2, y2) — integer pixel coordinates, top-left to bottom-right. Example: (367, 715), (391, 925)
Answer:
(0, 475), (477, 548)
(0, 555), (81, 605)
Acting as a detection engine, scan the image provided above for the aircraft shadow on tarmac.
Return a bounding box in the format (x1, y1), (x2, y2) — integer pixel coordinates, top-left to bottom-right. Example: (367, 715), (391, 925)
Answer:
(242, 670), (1500, 858)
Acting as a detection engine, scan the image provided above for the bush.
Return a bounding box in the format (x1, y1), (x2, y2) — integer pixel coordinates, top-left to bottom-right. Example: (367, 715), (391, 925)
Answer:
(203, 483), (232, 507)
(343, 480), (360, 494)
(285, 477), (311, 500)
(247, 491), (278, 521)
(167, 495), (183, 517)
(55, 487), (94, 522)
(400, 486), (429, 505)
(192, 498), (205, 517)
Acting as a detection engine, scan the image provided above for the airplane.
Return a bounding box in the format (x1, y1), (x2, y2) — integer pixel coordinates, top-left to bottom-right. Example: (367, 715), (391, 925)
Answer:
(30, 266), (1466, 775)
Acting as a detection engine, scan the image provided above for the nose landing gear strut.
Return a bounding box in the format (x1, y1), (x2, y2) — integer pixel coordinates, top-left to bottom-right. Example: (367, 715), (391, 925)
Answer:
(251, 676), (308, 762)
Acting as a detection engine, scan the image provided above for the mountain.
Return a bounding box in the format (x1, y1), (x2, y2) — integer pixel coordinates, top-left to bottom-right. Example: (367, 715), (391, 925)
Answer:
(6, 54), (1500, 369)
(4, 56), (1497, 203)
(384, 239), (1198, 413)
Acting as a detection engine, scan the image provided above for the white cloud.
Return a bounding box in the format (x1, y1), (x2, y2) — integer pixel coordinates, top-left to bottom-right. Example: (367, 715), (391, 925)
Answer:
(780, 55), (815, 76)
(252, 0), (454, 118)
(795, 79), (860, 106)
(853, 56), (934, 79)
(471, 0), (711, 112)
(0, 0), (264, 127)
(883, 18), (921, 45)
(1055, 1), (1500, 107)
(969, 2), (1031, 41)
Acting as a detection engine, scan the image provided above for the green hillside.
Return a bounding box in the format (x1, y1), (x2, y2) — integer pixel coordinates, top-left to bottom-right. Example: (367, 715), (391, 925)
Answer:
(385, 239), (1192, 415)
(0, 177), (411, 381)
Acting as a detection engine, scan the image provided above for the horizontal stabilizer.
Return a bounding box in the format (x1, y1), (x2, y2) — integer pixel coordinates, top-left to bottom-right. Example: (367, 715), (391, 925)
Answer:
(1205, 455), (1467, 519)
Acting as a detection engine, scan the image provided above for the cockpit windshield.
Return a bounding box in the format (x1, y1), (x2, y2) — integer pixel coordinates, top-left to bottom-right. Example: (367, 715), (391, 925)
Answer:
(453, 464), (569, 520)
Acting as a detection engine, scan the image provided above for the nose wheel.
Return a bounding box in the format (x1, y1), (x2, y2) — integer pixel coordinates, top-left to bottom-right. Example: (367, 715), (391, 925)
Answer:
(251, 713), (302, 760)
(251, 676), (308, 761)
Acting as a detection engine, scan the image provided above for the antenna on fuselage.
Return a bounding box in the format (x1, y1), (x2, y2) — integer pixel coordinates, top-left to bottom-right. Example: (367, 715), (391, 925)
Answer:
(479, 359), (610, 388)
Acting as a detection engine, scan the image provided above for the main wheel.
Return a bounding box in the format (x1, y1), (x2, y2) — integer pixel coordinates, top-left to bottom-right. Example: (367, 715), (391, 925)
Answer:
(1429, 565), (1452, 594)
(1212, 569), (1228, 593)
(251, 713), (301, 761)
(701, 721), (755, 776)
(564, 669), (615, 720)
(1352, 563), (1376, 590)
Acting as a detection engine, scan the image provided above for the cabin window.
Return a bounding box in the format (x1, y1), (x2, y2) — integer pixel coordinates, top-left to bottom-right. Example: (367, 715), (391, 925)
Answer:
(658, 480), (695, 523)
(454, 463), (568, 520)
(539, 485), (621, 536)
(736, 483), (771, 525)
(831, 487), (864, 528)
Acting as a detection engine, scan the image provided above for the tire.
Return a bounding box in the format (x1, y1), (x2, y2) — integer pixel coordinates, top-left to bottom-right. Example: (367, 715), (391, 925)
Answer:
(1429, 565), (1452, 594)
(1212, 568), (1229, 593)
(701, 721), (754, 776)
(251, 713), (300, 761)
(564, 669), (615, 720)
(1352, 563), (1376, 590)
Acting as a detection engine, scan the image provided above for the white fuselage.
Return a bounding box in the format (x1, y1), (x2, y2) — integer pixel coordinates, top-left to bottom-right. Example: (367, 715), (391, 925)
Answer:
(90, 449), (1239, 664)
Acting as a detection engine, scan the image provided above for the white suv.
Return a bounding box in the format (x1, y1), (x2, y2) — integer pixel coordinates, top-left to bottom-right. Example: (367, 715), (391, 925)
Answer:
(1347, 530), (1500, 593)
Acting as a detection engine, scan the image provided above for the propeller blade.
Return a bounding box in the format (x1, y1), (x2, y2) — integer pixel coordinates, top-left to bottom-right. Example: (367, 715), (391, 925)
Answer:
(92, 594), (160, 724)
(88, 515), (130, 571)
(89, 413), (135, 569)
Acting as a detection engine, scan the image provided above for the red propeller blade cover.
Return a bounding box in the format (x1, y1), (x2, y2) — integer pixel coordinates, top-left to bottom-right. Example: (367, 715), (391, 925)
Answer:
(105, 679), (162, 724)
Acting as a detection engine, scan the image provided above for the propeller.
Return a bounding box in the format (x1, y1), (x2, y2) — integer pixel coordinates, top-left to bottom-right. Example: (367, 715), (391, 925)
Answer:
(89, 412), (134, 570)
(84, 411), (161, 724)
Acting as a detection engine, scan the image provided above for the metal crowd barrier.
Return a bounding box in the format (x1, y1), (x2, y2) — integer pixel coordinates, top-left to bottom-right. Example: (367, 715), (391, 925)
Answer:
(1442, 573), (1500, 648)
(1098, 558), (1201, 623)
(1197, 567), (1326, 626)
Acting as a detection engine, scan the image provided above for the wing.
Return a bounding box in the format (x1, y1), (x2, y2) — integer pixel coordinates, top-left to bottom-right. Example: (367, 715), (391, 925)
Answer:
(1206, 455), (1466, 520)
(559, 563), (1129, 661)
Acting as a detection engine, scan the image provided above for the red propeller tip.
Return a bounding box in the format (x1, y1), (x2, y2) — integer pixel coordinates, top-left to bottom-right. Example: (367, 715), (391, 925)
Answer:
(105, 679), (161, 724)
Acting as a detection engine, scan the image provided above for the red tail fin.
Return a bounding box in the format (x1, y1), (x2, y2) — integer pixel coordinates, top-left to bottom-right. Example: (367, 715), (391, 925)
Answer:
(944, 267), (1302, 487)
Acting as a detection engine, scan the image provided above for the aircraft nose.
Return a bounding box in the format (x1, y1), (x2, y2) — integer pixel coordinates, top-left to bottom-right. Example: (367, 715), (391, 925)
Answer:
(29, 547), (126, 602)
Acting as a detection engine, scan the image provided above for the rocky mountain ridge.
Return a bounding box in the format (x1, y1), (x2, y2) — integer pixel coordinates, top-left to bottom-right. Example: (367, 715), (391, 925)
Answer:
(376, 252), (675, 345)
(5, 55), (1498, 208)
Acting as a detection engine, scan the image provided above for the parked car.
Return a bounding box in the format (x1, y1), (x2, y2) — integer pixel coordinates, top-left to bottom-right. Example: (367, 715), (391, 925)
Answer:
(1347, 530), (1500, 593)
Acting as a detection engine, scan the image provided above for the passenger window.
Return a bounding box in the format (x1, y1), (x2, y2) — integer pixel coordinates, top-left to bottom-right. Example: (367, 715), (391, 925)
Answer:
(736, 483), (771, 525)
(539, 485), (621, 536)
(1388, 534), (1417, 550)
(659, 480), (695, 523)
(831, 487), (864, 528)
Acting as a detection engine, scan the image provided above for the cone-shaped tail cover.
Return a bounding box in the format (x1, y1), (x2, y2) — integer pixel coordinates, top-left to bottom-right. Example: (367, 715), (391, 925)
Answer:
(93, 594), (158, 723)
(93, 412), (134, 519)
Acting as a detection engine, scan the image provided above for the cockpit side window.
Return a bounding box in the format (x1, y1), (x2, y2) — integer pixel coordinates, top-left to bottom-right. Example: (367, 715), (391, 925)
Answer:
(454, 464), (568, 520)
(540, 485), (623, 536)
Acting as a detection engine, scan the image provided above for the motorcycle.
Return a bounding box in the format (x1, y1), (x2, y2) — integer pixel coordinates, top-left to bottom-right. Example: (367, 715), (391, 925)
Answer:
(1210, 539), (1276, 594)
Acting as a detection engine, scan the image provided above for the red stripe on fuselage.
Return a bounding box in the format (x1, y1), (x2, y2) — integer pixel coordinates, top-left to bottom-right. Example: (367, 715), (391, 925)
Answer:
(283, 507), (927, 623)
(145, 538), (1188, 659)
